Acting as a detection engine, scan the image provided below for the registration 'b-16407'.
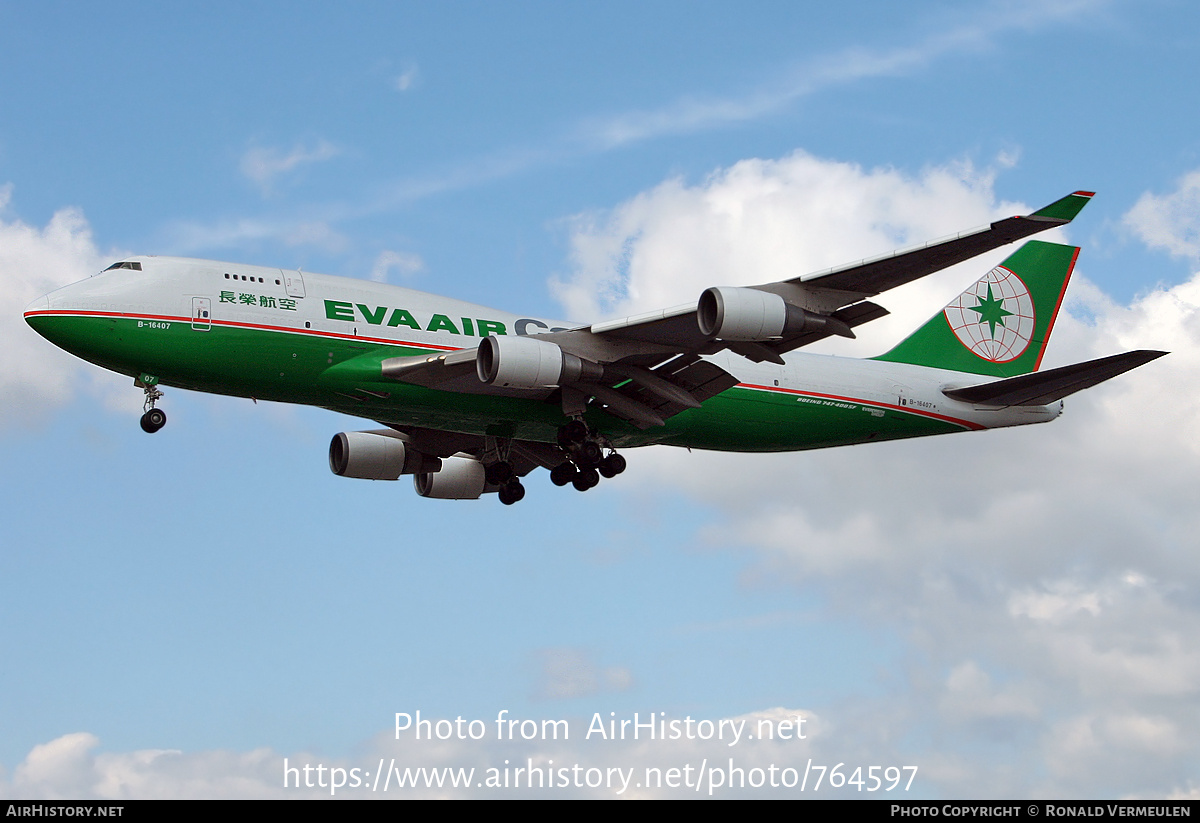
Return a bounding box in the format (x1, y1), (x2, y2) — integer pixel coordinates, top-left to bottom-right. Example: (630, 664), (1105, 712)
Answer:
(24, 191), (1164, 504)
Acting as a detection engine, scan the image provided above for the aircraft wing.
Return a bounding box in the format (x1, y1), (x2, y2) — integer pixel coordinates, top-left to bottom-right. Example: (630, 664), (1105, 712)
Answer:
(381, 191), (1094, 429)
(785, 190), (1095, 296)
(378, 345), (740, 430)
(564, 190), (1095, 364)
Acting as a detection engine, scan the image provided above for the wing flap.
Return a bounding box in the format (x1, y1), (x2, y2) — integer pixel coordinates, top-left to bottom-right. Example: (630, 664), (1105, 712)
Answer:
(615, 356), (740, 420)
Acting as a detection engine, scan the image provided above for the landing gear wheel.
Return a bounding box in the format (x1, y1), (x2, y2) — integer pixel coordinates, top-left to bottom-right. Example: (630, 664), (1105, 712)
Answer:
(140, 408), (166, 434)
(498, 479), (525, 505)
(550, 462), (577, 487)
(572, 467), (600, 492)
(485, 460), (514, 485)
(599, 453), (626, 478)
(577, 440), (603, 468)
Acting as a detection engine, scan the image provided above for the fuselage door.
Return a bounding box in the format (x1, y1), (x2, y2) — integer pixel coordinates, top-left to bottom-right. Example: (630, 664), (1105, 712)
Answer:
(191, 297), (211, 331)
(284, 270), (306, 299)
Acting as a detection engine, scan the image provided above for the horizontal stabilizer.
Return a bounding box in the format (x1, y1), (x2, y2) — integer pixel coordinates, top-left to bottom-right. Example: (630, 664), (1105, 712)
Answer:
(943, 350), (1166, 406)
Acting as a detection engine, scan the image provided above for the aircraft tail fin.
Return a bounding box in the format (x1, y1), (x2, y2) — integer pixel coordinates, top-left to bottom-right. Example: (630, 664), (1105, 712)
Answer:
(942, 350), (1167, 406)
(874, 240), (1079, 377)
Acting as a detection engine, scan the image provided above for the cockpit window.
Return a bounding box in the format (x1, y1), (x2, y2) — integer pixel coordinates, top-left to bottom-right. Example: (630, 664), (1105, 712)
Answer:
(103, 261), (143, 271)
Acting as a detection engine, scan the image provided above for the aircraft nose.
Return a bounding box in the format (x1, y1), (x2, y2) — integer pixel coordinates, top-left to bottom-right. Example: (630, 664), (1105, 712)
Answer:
(23, 293), (50, 321)
(23, 292), (57, 345)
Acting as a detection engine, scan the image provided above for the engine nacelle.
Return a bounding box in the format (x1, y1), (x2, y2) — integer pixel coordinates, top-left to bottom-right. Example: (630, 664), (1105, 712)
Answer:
(414, 455), (488, 499)
(476, 334), (602, 389)
(329, 431), (439, 480)
(697, 286), (814, 341)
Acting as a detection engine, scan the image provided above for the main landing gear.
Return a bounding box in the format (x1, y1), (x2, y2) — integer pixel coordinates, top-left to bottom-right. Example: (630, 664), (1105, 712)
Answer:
(485, 459), (527, 506)
(136, 375), (166, 434)
(487, 419), (627, 505)
(550, 419), (626, 493)
(496, 478), (526, 506)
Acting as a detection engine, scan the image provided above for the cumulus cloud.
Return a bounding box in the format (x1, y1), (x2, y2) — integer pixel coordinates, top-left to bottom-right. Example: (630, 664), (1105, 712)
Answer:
(0, 186), (128, 428)
(551, 151), (1033, 344)
(240, 139), (340, 195)
(1124, 170), (1200, 259)
(4, 710), (830, 799)
(9, 153), (1198, 797)
(3, 733), (281, 800)
(939, 661), (1039, 722)
(550, 153), (1200, 797)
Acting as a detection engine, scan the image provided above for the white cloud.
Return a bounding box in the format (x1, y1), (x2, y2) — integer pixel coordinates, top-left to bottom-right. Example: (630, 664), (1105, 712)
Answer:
(1167, 783), (1200, 800)
(551, 151), (1031, 341)
(4, 710), (832, 799)
(1124, 170), (1200, 259)
(10, 146), (1195, 795)
(1008, 581), (1105, 621)
(940, 661), (1039, 721)
(370, 249), (425, 283)
(0, 187), (128, 428)
(549, 153), (1200, 796)
(1041, 712), (1188, 794)
(4, 733), (281, 800)
(240, 139), (340, 195)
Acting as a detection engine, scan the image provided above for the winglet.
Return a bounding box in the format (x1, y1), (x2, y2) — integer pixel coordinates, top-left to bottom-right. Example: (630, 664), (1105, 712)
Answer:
(1030, 190), (1095, 223)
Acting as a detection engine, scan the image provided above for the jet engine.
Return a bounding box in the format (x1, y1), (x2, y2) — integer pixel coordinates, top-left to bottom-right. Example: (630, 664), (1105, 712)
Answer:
(697, 286), (817, 341)
(414, 455), (488, 499)
(476, 334), (602, 389)
(328, 431), (439, 480)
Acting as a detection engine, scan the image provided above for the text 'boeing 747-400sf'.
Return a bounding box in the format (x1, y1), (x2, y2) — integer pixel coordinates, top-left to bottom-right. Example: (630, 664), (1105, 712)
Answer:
(25, 191), (1165, 505)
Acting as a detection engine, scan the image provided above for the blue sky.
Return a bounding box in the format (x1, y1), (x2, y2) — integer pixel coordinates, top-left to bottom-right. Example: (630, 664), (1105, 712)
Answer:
(3, 0), (1200, 798)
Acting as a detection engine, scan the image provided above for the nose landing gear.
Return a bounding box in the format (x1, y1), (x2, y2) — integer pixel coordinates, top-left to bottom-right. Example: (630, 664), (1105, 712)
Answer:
(136, 374), (166, 434)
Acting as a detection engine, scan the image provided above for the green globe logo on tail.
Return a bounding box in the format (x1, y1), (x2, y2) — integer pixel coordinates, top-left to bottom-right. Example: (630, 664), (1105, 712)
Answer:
(944, 266), (1035, 363)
